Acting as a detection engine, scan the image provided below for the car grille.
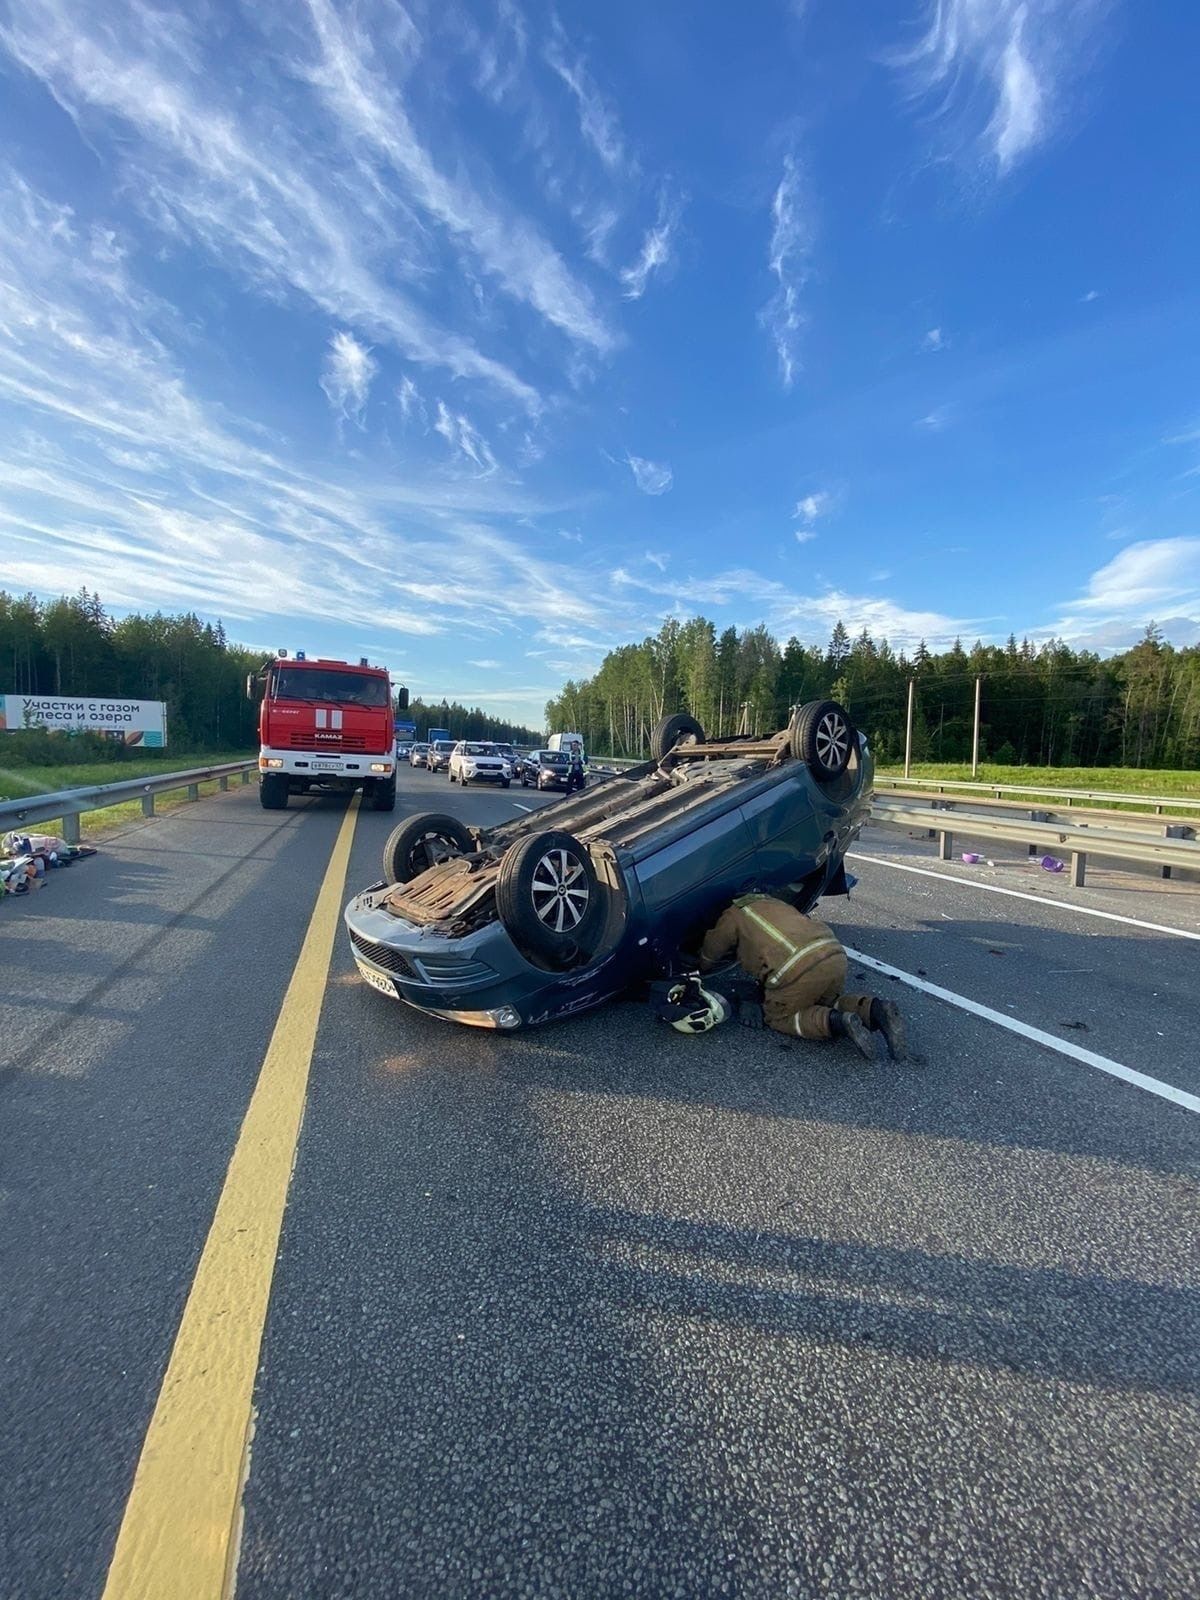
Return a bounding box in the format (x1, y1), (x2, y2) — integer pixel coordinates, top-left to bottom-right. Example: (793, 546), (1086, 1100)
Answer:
(412, 954), (497, 987)
(349, 930), (418, 979)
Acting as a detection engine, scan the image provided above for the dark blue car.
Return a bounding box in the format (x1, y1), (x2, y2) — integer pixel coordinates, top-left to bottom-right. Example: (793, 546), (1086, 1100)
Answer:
(344, 701), (871, 1030)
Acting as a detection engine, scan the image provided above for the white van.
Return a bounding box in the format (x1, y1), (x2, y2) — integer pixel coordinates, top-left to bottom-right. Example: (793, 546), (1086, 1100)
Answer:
(547, 732), (585, 759)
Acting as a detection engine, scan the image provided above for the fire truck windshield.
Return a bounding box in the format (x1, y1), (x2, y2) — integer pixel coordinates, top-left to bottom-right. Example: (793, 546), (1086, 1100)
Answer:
(272, 667), (390, 707)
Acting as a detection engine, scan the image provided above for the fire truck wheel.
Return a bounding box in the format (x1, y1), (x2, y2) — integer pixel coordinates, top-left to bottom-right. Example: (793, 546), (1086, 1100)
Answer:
(259, 774), (289, 810)
(370, 777), (397, 812)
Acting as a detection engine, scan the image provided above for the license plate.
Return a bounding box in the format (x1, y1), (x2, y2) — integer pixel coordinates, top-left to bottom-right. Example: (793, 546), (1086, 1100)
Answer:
(314, 760), (339, 771)
(356, 959), (398, 999)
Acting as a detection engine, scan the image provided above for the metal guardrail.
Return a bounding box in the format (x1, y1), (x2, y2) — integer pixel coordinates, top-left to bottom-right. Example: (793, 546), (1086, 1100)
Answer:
(869, 795), (1200, 887)
(0, 761), (257, 843)
(874, 774), (1200, 814)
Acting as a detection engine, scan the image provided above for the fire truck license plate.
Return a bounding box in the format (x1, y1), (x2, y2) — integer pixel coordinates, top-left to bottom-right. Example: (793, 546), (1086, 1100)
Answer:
(356, 960), (398, 998)
(314, 760), (339, 770)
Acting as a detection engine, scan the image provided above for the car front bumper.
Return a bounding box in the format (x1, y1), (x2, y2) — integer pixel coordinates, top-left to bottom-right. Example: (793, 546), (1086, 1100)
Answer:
(343, 886), (626, 1029)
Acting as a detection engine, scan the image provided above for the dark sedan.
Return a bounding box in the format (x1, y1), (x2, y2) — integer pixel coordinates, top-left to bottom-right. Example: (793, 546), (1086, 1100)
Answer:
(519, 749), (572, 790)
(344, 700), (870, 1031)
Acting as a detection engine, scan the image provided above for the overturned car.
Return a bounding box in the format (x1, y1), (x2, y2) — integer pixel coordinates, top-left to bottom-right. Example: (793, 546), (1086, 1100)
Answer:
(344, 700), (872, 1030)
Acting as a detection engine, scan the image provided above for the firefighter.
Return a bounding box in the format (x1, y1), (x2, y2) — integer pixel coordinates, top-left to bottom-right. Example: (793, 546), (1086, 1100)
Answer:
(697, 893), (906, 1061)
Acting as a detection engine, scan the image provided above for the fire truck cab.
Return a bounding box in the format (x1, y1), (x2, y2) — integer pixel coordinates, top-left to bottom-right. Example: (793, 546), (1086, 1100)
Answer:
(248, 651), (403, 812)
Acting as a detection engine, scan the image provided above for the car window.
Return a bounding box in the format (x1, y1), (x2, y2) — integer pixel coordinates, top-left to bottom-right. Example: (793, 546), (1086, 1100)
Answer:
(464, 742), (493, 756)
(542, 751), (568, 766)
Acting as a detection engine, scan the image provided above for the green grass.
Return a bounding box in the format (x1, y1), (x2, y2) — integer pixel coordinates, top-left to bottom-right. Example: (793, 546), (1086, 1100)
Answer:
(0, 749), (257, 841)
(877, 762), (1200, 808)
(0, 749), (255, 802)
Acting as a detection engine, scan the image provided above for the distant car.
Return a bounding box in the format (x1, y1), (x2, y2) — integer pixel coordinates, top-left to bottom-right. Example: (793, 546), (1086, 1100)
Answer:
(427, 740), (456, 774)
(520, 749), (571, 790)
(449, 741), (511, 788)
(345, 700), (870, 1031)
(492, 743), (519, 777)
(395, 741), (413, 759)
(409, 742), (431, 768)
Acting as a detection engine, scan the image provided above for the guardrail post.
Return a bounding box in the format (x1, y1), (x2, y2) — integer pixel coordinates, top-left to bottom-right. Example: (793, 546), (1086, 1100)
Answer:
(1029, 810), (1051, 855)
(141, 793), (155, 818)
(62, 813), (81, 845)
(241, 770), (252, 785)
(1162, 825), (1191, 879)
(219, 775), (229, 792)
(938, 829), (954, 861)
(1070, 850), (1087, 888)
(187, 783), (200, 802)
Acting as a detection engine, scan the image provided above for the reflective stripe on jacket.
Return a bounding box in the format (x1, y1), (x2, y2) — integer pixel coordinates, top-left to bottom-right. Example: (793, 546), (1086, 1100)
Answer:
(699, 895), (843, 990)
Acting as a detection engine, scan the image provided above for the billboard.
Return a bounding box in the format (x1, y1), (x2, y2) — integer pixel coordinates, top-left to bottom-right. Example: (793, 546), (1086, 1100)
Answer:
(0, 694), (168, 747)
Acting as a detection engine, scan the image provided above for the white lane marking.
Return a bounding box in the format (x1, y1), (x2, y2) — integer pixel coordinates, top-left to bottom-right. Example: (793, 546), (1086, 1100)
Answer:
(844, 946), (1200, 1117)
(850, 852), (1200, 943)
(512, 802), (534, 812)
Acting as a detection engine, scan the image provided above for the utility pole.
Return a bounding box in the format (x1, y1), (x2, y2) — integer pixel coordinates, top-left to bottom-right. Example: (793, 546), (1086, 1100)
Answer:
(971, 675), (982, 778)
(904, 679), (915, 778)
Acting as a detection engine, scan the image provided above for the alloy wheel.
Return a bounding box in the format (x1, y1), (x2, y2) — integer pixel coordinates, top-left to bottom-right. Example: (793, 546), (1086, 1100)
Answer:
(530, 847), (590, 933)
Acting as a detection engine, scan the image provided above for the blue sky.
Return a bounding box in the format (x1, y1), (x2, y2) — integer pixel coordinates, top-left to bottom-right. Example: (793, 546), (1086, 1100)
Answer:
(0, 0), (1197, 723)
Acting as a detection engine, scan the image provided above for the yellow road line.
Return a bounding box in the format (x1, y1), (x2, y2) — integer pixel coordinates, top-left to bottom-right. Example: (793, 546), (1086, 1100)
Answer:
(102, 798), (360, 1600)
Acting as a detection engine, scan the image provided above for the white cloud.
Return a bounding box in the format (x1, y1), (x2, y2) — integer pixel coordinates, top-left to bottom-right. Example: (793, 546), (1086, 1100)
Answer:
(620, 195), (681, 300)
(545, 27), (628, 172)
(916, 407), (951, 431)
(1045, 538), (1200, 649)
(761, 153), (812, 388)
(644, 550), (668, 571)
(558, 528), (584, 543)
(433, 401), (498, 474)
(923, 327), (945, 351)
(794, 528), (817, 545)
(396, 374), (425, 426)
(299, 0), (614, 355)
(1080, 289), (1101, 303)
(468, 658), (501, 670)
(0, 0), (541, 408)
(320, 330), (376, 424)
(793, 491), (833, 524)
(625, 453), (673, 495)
(893, 1), (1107, 174)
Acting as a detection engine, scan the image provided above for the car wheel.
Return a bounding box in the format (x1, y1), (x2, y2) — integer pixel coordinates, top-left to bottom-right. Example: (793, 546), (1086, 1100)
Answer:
(501, 778), (511, 789)
(651, 712), (706, 764)
(789, 699), (854, 781)
(496, 829), (603, 967)
(382, 813), (474, 884)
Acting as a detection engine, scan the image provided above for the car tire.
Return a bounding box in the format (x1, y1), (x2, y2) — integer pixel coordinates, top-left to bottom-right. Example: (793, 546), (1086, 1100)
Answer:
(370, 776), (397, 812)
(501, 778), (511, 789)
(789, 699), (855, 781)
(259, 774), (288, 810)
(651, 712), (706, 764)
(382, 813), (474, 884)
(496, 829), (604, 967)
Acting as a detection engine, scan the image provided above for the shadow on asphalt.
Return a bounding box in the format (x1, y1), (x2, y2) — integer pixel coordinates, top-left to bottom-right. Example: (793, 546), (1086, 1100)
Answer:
(580, 1207), (1199, 1396)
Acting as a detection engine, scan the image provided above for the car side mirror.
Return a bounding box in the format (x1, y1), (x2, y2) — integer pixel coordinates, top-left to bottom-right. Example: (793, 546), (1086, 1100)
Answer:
(245, 673), (263, 702)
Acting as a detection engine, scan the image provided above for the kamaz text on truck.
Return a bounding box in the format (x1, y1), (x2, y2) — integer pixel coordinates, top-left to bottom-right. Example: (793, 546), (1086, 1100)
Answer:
(247, 651), (407, 812)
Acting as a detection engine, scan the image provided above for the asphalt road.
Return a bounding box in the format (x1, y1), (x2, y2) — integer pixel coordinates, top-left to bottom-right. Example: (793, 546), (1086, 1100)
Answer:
(2, 766), (1197, 1599)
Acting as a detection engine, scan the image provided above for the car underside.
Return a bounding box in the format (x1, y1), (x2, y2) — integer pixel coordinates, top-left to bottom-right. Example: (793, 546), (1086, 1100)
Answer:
(344, 702), (871, 1029)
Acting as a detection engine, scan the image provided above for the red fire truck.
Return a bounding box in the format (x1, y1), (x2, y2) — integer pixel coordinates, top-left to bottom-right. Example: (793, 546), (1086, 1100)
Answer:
(247, 651), (406, 812)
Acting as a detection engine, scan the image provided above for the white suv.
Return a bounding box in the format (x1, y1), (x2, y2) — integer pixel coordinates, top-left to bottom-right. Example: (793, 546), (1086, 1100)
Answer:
(449, 740), (511, 788)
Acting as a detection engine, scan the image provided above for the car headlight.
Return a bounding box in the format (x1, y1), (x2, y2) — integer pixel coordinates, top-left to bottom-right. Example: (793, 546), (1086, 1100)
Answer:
(369, 762), (392, 773)
(260, 758), (284, 769)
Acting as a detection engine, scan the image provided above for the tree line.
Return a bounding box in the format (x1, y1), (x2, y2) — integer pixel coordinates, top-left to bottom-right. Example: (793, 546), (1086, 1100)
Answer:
(544, 617), (1200, 770)
(0, 590), (538, 761)
(400, 697), (540, 746)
